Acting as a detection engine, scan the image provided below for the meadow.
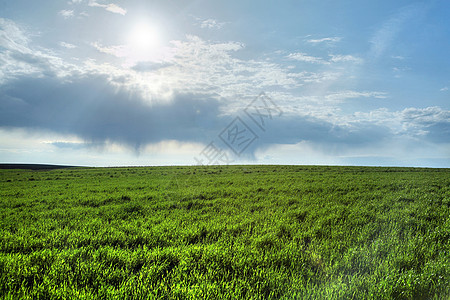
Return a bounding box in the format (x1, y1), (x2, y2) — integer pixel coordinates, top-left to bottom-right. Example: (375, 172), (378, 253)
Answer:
(0, 165), (449, 299)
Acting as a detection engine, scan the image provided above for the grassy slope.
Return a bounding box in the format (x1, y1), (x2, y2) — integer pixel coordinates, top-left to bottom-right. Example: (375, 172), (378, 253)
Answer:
(0, 165), (449, 299)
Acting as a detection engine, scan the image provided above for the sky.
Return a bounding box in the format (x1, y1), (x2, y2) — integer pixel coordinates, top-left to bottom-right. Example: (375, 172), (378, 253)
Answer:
(0, 0), (449, 167)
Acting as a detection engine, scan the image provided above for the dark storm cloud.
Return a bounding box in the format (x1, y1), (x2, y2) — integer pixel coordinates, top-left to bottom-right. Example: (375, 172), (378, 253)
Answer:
(263, 117), (390, 146)
(1, 72), (448, 152)
(0, 74), (224, 148)
(240, 116), (392, 156)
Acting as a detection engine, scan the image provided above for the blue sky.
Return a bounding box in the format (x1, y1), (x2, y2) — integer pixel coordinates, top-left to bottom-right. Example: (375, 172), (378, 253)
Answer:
(0, 0), (449, 167)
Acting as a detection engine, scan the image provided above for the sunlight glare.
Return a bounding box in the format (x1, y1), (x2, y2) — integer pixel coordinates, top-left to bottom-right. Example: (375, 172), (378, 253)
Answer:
(127, 21), (160, 53)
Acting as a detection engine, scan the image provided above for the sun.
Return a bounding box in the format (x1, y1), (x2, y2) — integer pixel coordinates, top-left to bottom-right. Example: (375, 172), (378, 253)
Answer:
(127, 21), (160, 53)
(123, 20), (169, 64)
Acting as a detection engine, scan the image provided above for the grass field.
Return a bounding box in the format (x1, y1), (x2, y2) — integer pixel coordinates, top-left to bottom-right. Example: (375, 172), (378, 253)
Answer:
(0, 165), (449, 299)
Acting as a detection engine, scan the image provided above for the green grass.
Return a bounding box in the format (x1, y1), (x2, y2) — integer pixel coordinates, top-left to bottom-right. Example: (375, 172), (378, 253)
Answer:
(0, 165), (449, 299)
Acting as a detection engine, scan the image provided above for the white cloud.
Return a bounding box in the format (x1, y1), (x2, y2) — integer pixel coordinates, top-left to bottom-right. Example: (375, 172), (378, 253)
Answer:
(401, 106), (450, 125)
(307, 37), (341, 44)
(287, 52), (363, 65)
(90, 34), (310, 99)
(59, 42), (77, 49)
(288, 71), (340, 84)
(0, 18), (29, 51)
(287, 52), (329, 64)
(162, 35), (311, 96)
(199, 18), (226, 29)
(0, 18), (78, 83)
(88, 1), (126, 15)
(92, 42), (127, 57)
(104, 4), (126, 15)
(325, 91), (388, 103)
(352, 106), (450, 141)
(440, 87), (448, 92)
(329, 54), (363, 64)
(58, 10), (74, 19)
